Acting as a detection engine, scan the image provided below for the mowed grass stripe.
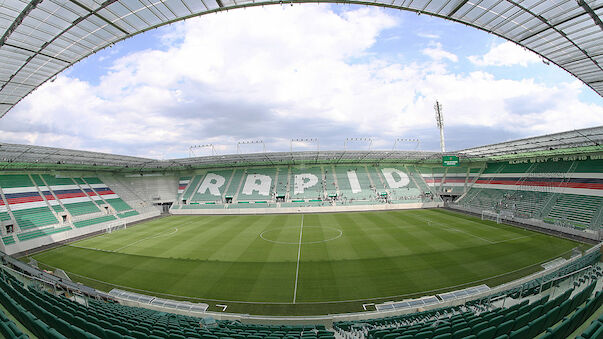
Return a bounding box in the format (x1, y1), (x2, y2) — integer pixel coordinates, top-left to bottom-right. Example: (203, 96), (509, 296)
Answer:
(31, 209), (586, 307)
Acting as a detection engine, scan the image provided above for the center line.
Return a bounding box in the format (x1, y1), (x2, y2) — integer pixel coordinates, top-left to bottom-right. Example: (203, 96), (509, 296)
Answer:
(293, 214), (304, 303)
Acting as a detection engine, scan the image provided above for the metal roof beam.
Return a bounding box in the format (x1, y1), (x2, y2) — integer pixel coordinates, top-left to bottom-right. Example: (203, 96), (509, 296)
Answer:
(577, 0), (603, 32)
(506, 0), (603, 73)
(448, 0), (469, 17)
(516, 8), (597, 44)
(3, 43), (72, 64)
(0, 0), (44, 48)
(67, 0), (130, 35)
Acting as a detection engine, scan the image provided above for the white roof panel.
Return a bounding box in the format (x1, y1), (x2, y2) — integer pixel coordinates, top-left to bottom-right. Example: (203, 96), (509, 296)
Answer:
(0, 0), (602, 117)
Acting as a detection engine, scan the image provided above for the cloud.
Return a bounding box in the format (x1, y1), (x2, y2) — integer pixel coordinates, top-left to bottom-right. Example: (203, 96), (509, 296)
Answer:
(469, 41), (541, 67)
(0, 5), (601, 158)
(422, 42), (458, 63)
(417, 32), (440, 39)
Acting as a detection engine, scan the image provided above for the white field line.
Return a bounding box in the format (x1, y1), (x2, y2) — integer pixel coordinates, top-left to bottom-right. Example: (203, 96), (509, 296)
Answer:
(113, 227), (179, 252)
(419, 216), (495, 244)
(492, 235), (535, 244)
(293, 214), (304, 303)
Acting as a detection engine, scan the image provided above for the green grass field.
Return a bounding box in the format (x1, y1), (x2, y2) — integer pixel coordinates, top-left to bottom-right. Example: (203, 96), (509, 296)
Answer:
(30, 208), (587, 315)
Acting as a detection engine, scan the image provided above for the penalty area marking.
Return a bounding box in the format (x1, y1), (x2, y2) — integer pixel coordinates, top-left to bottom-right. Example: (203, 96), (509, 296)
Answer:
(113, 227), (179, 252)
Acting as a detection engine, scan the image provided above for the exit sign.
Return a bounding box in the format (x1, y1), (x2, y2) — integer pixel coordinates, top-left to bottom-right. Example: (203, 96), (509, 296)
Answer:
(442, 156), (460, 167)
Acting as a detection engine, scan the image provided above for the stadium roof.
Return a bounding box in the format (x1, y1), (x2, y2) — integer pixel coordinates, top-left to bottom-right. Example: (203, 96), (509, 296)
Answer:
(1, 126), (601, 171)
(0, 142), (450, 171)
(1, 0), (603, 119)
(459, 125), (603, 159)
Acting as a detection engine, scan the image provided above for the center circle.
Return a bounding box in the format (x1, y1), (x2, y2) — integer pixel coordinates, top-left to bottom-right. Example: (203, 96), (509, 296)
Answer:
(260, 226), (343, 244)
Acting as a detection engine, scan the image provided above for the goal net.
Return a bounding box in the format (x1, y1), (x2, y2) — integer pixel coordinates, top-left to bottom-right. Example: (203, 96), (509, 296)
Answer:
(106, 221), (127, 234)
(481, 210), (501, 224)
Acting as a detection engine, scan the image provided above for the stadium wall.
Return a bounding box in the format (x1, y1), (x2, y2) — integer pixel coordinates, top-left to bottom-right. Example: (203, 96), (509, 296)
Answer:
(171, 201), (443, 215)
(0, 209), (160, 256)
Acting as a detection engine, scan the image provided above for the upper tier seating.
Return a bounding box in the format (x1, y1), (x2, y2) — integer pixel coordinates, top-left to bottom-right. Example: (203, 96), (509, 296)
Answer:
(40, 174), (100, 216)
(177, 177), (191, 200)
(0, 175), (58, 230)
(105, 198), (134, 212)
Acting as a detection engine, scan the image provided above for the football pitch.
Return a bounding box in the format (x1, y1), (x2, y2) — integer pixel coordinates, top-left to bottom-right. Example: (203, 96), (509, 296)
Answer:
(30, 208), (587, 315)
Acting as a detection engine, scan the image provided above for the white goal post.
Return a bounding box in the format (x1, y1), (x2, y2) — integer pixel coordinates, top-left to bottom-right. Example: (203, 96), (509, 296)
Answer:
(106, 221), (127, 234)
(481, 210), (501, 224)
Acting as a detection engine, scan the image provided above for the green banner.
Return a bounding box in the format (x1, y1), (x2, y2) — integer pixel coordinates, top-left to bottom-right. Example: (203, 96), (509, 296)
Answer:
(442, 155), (460, 167)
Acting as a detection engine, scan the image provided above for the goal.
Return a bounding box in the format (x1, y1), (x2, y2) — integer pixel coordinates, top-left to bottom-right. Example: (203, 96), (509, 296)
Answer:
(106, 221), (127, 234)
(481, 210), (501, 224)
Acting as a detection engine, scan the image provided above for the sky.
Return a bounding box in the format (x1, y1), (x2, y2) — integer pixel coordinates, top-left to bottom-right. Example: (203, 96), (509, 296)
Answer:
(1, 4), (602, 159)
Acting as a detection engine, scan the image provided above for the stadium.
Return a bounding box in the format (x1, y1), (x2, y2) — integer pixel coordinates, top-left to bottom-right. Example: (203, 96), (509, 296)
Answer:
(0, 0), (603, 338)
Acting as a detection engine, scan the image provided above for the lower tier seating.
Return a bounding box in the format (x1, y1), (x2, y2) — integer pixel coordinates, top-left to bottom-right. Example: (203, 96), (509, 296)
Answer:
(0, 268), (334, 339)
(0, 308), (29, 339)
(2, 235), (15, 245)
(16, 226), (72, 242)
(11, 207), (58, 230)
(117, 210), (139, 218)
(73, 215), (117, 228)
(576, 313), (603, 339)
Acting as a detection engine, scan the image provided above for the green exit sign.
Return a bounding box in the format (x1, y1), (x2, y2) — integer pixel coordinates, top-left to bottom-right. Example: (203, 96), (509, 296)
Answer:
(442, 156), (460, 167)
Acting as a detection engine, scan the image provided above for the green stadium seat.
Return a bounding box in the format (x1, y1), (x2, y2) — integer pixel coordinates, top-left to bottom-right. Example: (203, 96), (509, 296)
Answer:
(476, 326), (496, 339)
(432, 333), (452, 339)
(453, 327), (472, 339)
(414, 330), (432, 339)
(589, 326), (603, 339)
(130, 330), (148, 339)
(433, 326), (452, 336)
(451, 322), (467, 333)
(508, 326), (528, 339)
(472, 322), (488, 335)
(527, 315), (547, 338)
(489, 315), (504, 328)
(543, 306), (561, 328)
(580, 320), (601, 339)
(511, 313), (529, 331)
(494, 320), (514, 337)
